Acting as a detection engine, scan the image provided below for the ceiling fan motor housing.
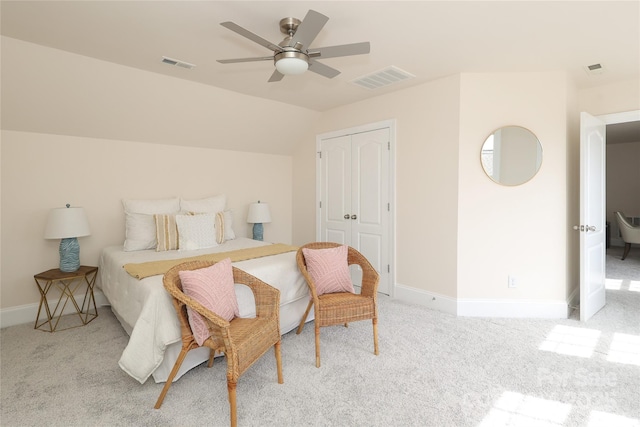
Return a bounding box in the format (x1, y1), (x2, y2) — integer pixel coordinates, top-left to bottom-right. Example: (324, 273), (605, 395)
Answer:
(274, 50), (309, 74)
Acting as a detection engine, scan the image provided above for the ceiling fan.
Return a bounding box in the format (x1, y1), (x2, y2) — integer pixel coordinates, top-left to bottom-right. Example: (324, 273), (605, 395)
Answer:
(217, 9), (370, 82)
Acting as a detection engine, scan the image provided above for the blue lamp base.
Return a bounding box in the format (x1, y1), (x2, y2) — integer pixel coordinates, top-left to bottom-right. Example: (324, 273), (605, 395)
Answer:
(59, 237), (81, 272)
(252, 223), (264, 241)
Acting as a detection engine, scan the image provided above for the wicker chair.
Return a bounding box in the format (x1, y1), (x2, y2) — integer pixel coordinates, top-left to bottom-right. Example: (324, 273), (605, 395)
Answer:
(155, 260), (283, 427)
(296, 242), (379, 367)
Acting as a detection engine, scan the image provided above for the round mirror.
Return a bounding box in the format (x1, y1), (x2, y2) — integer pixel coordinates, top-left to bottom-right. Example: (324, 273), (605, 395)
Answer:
(480, 126), (542, 186)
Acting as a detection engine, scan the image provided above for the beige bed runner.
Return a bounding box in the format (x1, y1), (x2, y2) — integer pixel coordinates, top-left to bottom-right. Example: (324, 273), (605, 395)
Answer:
(124, 243), (299, 279)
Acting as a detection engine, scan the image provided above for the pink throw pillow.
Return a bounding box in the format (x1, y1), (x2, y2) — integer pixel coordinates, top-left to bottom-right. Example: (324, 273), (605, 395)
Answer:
(179, 258), (239, 346)
(302, 245), (355, 297)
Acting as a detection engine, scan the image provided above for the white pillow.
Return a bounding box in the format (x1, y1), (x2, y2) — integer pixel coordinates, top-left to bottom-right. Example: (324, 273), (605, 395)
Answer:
(180, 194), (226, 214)
(215, 210), (236, 244)
(122, 197), (180, 251)
(176, 213), (217, 251)
(123, 213), (156, 251)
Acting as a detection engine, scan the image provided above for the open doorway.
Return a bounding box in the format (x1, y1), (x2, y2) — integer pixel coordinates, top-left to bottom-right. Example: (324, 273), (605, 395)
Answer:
(605, 120), (640, 251)
(603, 113), (640, 298)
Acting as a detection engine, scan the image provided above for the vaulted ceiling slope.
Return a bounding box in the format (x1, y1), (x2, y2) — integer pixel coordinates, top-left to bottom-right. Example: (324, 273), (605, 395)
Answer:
(2, 1), (639, 113)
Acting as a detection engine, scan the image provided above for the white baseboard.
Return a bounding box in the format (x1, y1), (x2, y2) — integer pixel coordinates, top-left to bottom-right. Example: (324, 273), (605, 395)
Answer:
(394, 283), (570, 318)
(394, 283), (457, 315)
(0, 290), (109, 329)
(456, 298), (569, 318)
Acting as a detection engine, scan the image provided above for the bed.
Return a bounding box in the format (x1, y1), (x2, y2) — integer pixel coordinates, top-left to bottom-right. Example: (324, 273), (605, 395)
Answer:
(98, 237), (311, 384)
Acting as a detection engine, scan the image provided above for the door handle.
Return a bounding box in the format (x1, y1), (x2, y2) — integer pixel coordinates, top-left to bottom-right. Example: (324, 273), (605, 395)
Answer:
(572, 225), (597, 232)
(351, 214), (357, 220)
(344, 214), (350, 219)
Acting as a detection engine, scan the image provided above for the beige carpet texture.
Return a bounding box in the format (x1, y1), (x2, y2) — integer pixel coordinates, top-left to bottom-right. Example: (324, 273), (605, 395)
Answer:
(1, 246), (638, 426)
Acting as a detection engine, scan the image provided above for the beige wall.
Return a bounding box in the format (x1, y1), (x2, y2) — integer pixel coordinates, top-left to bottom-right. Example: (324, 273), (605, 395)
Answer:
(579, 79), (640, 116)
(0, 37), (317, 312)
(1, 131), (294, 308)
(302, 75), (462, 298)
(457, 73), (569, 301)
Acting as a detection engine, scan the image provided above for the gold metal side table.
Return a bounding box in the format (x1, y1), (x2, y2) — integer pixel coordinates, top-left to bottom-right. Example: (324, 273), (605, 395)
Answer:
(33, 265), (98, 332)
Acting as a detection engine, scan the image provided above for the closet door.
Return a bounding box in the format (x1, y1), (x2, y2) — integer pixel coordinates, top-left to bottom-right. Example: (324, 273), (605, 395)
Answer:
(319, 127), (391, 295)
(319, 135), (351, 244)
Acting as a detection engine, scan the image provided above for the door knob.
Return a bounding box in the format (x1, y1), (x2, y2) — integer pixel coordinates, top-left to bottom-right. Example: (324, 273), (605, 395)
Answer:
(344, 214), (350, 219)
(351, 214), (357, 220)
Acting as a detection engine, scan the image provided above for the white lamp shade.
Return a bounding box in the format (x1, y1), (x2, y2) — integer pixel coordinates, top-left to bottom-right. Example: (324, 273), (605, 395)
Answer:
(44, 206), (91, 239)
(275, 57), (309, 75)
(247, 202), (271, 224)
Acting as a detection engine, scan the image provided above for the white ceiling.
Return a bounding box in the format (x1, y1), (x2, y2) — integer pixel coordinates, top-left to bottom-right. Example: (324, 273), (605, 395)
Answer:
(2, 1), (639, 115)
(1, 1), (639, 145)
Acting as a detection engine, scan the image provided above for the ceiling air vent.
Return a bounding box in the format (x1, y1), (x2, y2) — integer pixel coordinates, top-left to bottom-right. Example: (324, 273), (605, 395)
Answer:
(351, 66), (415, 90)
(584, 63), (605, 75)
(161, 56), (196, 70)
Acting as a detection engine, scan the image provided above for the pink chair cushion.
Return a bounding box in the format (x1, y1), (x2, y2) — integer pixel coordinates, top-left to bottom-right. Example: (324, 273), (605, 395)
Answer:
(302, 245), (355, 297)
(179, 258), (239, 346)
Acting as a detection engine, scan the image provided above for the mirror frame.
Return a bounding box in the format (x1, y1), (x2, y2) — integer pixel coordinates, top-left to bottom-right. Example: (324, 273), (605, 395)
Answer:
(480, 125), (543, 186)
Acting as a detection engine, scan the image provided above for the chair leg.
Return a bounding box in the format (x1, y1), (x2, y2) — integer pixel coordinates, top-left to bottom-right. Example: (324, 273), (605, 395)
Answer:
(274, 341), (284, 384)
(622, 243), (631, 260)
(373, 318), (379, 356)
(154, 344), (192, 409)
(207, 348), (215, 368)
(296, 300), (313, 334)
(228, 380), (238, 427)
(315, 323), (321, 368)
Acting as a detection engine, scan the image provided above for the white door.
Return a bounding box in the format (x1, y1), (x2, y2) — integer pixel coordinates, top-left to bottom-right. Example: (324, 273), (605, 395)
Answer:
(319, 126), (392, 295)
(319, 135), (351, 245)
(578, 112), (606, 321)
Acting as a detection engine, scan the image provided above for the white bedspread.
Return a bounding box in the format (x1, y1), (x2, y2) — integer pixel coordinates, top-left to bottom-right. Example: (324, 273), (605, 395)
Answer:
(98, 238), (310, 384)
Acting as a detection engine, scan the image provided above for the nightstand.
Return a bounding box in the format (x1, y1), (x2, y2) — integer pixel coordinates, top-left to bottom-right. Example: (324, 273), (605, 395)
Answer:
(33, 265), (98, 332)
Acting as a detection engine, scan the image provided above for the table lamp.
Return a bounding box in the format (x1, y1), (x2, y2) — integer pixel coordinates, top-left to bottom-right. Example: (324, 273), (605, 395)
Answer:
(247, 201), (271, 241)
(44, 204), (91, 272)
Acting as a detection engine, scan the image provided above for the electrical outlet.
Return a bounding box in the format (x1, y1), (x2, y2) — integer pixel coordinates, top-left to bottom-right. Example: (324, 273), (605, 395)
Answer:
(508, 276), (518, 288)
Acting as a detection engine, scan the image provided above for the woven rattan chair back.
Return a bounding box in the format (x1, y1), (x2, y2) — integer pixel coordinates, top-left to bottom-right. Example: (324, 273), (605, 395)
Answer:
(155, 260), (283, 427)
(296, 242), (379, 367)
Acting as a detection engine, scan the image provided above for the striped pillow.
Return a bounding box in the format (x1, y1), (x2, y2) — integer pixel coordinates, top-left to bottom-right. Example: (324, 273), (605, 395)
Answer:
(154, 214), (179, 252)
(215, 210), (236, 244)
(302, 245), (355, 297)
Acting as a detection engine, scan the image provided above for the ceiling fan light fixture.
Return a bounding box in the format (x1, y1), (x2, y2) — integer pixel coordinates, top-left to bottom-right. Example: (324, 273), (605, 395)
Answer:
(274, 51), (309, 75)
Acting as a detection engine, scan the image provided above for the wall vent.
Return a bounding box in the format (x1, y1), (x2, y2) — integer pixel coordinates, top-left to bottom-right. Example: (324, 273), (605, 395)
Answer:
(351, 66), (415, 90)
(162, 56), (196, 70)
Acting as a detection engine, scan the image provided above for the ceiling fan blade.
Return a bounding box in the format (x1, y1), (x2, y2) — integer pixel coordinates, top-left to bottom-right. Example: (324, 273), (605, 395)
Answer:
(309, 42), (370, 59)
(220, 21), (282, 53)
(289, 9), (329, 49)
(268, 70), (285, 82)
(308, 60), (341, 79)
(217, 56), (273, 64)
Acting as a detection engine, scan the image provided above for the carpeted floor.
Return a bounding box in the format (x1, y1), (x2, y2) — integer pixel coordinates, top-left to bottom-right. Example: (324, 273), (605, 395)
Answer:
(1, 247), (638, 427)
